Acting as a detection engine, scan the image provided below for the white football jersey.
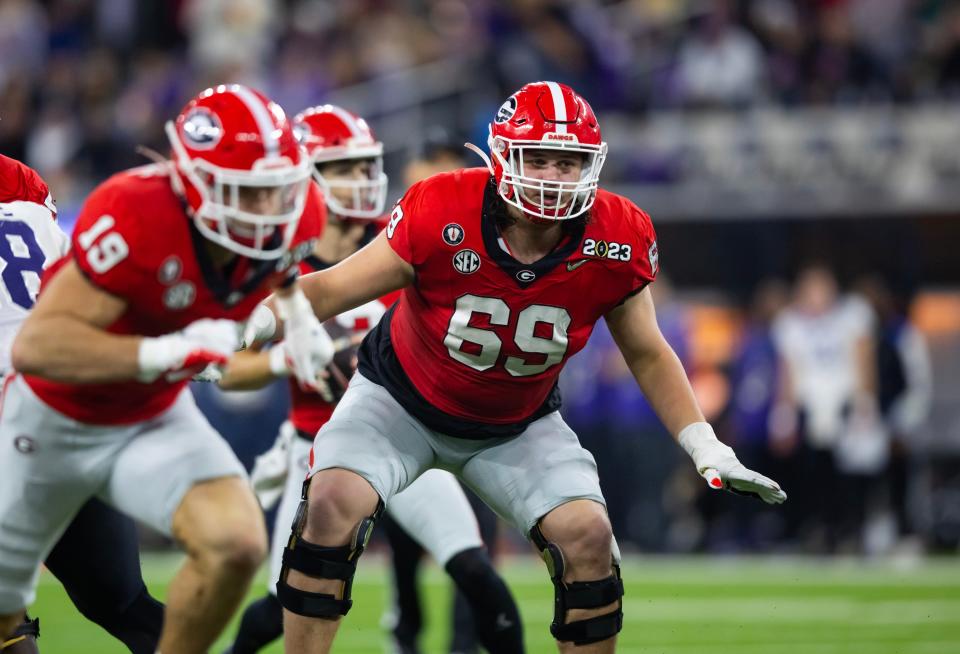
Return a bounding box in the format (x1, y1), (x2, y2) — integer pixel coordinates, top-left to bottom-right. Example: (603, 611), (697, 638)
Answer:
(0, 199), (69, 371)
(772, 296), (875, 447)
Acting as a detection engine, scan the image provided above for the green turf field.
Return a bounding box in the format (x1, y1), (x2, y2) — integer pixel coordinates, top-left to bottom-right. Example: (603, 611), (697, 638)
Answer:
(29, 553), (960, 653)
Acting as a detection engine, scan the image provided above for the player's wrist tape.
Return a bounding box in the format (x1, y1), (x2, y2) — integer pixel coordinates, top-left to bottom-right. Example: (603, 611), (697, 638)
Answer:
(243, 304), (277, 348)
(269, 344), (290, 376)
(275, 287), (313, 322)
(137, 336), (169, 382)
(678, 421), (733, 472)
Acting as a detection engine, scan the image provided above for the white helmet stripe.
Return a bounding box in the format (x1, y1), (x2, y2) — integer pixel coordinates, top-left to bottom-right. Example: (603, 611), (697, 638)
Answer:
(230, 84), (280, 158)
(325, 105), (364, 138)
(545, 81), (568, 134)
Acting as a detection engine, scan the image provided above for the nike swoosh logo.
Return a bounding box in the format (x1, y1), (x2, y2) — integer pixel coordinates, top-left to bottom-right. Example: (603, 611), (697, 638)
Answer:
(566, 259), (588, 272)
(496, 613), (514, 630)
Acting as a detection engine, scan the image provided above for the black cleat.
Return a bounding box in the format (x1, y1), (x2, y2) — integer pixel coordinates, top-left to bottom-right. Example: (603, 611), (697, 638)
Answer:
(388, 634), (421, 654)
(2, 617), (39, 653)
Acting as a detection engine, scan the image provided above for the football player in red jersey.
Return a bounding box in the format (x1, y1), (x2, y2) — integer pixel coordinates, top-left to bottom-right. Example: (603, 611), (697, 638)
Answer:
(247, 81), (787, 653)
(0, 154), (166, 654)
(216, 105), (523, 654)
(0, 85), (335, 654)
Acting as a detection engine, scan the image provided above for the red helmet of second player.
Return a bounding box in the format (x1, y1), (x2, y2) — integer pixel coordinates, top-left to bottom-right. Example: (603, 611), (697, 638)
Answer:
(487, 81), (607, 222)
(165, 84), (311, 259)
(294, 105), (388, 219)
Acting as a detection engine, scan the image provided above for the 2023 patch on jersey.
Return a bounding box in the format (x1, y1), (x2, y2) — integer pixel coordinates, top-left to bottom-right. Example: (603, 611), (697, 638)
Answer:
(24, 164), (325, 425)
(380, 167), (658, 426)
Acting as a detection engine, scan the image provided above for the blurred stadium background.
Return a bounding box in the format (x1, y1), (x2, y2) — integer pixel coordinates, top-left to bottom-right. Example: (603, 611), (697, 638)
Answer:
(4, 0), (960, 651)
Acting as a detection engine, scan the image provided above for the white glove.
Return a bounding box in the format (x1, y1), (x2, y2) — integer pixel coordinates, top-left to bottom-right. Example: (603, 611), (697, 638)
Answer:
(264, 341), (335, 402)
(241, 304), (278, 349)
(192, 363), (224, 383)
(678, 422), (787, 505)
(250, 421), (296, 509)
(138, 319), (239, 383)
(275, 288), (335, 393)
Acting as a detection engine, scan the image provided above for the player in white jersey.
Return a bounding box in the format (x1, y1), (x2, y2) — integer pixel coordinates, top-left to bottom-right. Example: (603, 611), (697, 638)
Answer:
(0, 161), (68, 367)
(215, 105), (524, 654)
(771, 263), (877, 549)
(0, 155), (165, 654)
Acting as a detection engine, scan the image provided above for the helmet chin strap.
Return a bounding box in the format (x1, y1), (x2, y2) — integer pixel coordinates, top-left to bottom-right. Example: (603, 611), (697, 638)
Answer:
(464, 142), (494, 174)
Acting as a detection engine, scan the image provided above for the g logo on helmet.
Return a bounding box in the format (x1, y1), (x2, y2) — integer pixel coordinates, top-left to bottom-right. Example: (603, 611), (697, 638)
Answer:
(181, 107), (223, 150)
(495, 96), (518, 124)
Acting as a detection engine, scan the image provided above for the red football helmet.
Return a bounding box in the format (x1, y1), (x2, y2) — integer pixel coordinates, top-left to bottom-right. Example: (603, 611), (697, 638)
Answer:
(293, 105), (387, 220)
(474, 81), (607, 222)
(165, 84), (311, 259)
(0, 154), (57, 219)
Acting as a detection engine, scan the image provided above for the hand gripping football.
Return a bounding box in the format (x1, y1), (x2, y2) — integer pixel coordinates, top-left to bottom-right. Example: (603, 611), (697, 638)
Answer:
(321, 317), (362, 402)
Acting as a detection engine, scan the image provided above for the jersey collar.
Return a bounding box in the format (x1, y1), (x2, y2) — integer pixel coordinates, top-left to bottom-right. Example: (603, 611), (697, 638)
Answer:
(480, 179), (585, 289)
(187, 217), (284, 307)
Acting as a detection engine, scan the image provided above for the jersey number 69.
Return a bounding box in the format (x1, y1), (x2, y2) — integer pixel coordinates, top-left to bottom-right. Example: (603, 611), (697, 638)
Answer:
(443, 294), (570, 377)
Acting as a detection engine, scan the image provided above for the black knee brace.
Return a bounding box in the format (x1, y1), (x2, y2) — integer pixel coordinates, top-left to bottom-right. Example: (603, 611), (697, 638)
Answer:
(530, 524), (624, 646)
(276, 479), (383, 619)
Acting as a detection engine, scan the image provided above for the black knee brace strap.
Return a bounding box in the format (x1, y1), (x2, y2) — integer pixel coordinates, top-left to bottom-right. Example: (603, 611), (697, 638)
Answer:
(530, 524), (624, 646)
(276, 479), (383, 619)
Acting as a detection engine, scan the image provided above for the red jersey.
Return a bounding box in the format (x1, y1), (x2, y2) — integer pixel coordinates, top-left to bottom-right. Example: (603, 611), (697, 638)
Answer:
(357, 168), (658, 438)
(288, 220), (400, 436)
(25, 164), (325, 425)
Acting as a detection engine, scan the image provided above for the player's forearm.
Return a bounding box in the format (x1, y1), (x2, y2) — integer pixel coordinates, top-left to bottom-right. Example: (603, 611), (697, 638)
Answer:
(297, 269), (372, 324)
(12, 315), (141, 383)
(249, 277), (347, 345)
(218, 349), (281, 391)
(626, 343), (705, 439)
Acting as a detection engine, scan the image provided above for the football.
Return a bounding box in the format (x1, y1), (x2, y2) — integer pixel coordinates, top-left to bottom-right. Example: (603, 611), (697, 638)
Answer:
(322, 316), (361, 401)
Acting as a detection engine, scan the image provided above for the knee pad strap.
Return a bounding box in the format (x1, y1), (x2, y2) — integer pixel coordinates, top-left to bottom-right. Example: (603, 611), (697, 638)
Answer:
(552, 606), (623, 645)
(530, 524), (624, 646)
(275, 583), (350, 619)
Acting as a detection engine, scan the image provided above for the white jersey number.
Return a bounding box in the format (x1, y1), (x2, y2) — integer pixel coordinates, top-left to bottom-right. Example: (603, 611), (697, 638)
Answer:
(77, 215), (129, 274)
(443, 294), (570, 377)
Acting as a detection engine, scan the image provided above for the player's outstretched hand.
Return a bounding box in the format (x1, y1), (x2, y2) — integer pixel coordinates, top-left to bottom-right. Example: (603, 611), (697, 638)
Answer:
(137, 319), (240, 383)
(678, 422), (787, 505)
(267, 341), (336, 402)
(192, 363), (224, 383)
(241, 304), (277, 349)
(275, 288), (335, 393)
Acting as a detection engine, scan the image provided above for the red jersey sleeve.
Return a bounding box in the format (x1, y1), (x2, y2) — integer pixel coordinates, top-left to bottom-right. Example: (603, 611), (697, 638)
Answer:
(276, 183), (326, 285)
(297, 183), (326, 241)
(623, 197), (659, 297)
(70, 178), (149, 299)
(384, 178), (437, 267)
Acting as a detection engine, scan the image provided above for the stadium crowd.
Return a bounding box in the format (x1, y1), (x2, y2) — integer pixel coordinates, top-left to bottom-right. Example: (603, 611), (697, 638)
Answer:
(6, 0), (960, 211)
(0, 0), (950, 558)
